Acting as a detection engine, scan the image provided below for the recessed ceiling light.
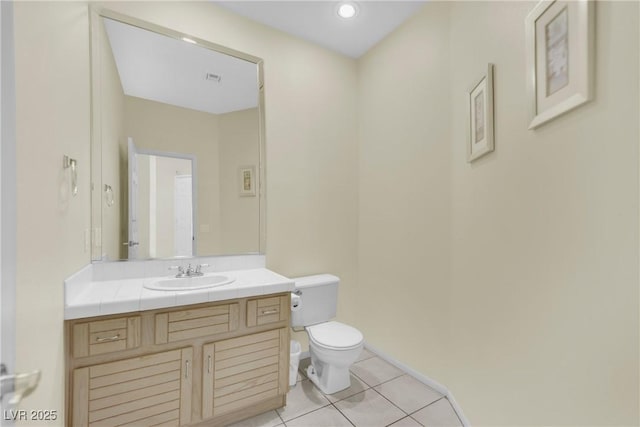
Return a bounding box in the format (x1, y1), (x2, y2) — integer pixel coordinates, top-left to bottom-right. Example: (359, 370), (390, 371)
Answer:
(337, 2), (358, 19)
(182, 37), (197, 44)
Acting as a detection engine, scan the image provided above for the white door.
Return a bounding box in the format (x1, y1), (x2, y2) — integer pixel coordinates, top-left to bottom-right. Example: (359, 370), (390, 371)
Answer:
(127, 138), (140, 259)
(173, 175), (193, 257)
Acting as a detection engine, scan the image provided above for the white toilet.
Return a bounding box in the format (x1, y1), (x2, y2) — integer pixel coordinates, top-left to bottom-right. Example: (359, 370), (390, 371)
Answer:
(291, 274), (364, 394)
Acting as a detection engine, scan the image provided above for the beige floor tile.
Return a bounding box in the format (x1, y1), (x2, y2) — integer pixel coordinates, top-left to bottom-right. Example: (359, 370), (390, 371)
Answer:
(411, 398), (462, 427)
(324, 373), (370, 403)
(374, 375), (442, 414)
(226, 410), (283, 427)
(356, 348), (376, 362)
(351, 357), (404, 387)
(389, 416), (424, 427)
(334, 389), (405, 427)
(277, 379), (331, 422)
(285, 405), (353, 427)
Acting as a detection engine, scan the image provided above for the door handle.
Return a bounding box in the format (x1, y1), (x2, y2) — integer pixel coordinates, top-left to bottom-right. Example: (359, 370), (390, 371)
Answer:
(0, 364), (41, 405)
(122, 241), (139, 247)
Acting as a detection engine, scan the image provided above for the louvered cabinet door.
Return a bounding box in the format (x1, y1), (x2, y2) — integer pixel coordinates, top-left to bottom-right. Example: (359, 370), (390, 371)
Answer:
(72, 348), (193, 427)
(202, 328), (289, 419)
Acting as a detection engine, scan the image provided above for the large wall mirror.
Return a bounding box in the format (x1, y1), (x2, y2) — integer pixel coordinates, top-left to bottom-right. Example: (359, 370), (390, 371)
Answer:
(90, 8), (265, 261)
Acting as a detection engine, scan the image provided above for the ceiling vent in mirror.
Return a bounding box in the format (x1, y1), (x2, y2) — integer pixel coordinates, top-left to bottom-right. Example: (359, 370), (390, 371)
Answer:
(205, 73), (222, 83)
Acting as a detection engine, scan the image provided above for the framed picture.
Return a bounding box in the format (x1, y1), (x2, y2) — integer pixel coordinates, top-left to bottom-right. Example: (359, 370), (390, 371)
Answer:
(238, 165), (256, 197)
(468, 63), (495, 162)
(525, 0), (594, 129)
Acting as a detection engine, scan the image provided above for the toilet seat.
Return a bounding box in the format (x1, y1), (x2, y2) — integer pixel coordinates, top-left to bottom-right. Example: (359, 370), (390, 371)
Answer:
(306, 321), (363, 351)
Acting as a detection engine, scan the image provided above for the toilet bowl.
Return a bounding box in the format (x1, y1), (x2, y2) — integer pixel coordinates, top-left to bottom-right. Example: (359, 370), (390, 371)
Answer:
(291, 275), (364, 394)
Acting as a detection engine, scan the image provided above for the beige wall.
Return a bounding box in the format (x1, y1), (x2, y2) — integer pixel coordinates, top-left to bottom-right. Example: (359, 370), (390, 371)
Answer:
(14, 2), (91, 423)
(357, 0), (453, 384)
(219, 108), (260, 254)
(448, 2), (638, 424)
(358, 1), (639, 425)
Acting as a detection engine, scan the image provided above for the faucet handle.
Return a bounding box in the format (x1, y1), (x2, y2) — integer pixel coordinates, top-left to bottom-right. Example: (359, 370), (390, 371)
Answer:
(195, 263), (210, 274)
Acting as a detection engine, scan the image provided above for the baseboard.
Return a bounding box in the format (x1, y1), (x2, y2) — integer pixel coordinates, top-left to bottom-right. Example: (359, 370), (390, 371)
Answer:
(363, 342), (470, 427)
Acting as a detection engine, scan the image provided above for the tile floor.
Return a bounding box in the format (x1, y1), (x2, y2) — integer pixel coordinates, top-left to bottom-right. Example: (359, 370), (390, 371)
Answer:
(228, 349), (463, 427)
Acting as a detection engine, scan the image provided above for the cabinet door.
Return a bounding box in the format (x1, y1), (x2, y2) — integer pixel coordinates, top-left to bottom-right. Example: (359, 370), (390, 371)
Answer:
(72, 348), (193, 426)
(202, 329), (288, 419)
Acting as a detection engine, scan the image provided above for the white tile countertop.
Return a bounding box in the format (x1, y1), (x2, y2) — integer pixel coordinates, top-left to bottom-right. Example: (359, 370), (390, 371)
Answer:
(65, 266), (294, 320)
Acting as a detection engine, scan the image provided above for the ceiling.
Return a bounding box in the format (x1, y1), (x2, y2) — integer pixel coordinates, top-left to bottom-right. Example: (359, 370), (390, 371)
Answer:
(213, 1), (427, 58)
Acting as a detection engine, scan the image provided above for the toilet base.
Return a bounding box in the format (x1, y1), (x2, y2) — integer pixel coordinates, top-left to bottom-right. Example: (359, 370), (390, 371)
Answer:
(306, 362), (351, 395)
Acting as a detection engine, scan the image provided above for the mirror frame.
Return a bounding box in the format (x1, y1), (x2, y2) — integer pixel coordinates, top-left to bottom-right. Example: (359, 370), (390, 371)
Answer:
(89, 6), (266, 262)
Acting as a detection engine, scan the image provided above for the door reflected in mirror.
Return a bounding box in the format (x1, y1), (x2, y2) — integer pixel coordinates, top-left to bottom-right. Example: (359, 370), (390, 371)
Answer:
(91, 11), (265, 261)
(128, 139), (196, 260)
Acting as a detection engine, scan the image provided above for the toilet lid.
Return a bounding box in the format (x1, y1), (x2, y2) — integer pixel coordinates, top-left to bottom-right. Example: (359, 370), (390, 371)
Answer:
(306, 321), (363, 350)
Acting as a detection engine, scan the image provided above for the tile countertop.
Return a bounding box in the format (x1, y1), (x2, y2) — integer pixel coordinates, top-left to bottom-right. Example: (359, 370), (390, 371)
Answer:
(65, 268), (295, 320)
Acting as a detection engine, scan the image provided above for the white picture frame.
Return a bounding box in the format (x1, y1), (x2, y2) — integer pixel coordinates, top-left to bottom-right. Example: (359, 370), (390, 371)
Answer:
(526, 0), (594, 129)
(468, 63), (495, 162)
(238, 165), (256, 197)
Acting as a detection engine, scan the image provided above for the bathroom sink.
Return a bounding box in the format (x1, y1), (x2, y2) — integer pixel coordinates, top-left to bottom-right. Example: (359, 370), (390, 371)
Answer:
(144, 274), (235, 291)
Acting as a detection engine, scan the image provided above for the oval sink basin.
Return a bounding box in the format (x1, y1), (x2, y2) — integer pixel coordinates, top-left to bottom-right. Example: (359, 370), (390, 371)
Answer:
(144, 274), (235, 291)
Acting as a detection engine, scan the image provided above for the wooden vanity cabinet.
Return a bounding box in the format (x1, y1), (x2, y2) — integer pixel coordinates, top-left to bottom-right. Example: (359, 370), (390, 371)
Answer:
(202, 328), (289, 419)
(66, 293), (290, 427)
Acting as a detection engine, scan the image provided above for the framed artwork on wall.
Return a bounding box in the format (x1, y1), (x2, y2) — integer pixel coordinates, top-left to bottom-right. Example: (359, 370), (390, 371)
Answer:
(239, 165), (256, 197)
(525, 0), (594, 129)
(468, 63), (495, 162)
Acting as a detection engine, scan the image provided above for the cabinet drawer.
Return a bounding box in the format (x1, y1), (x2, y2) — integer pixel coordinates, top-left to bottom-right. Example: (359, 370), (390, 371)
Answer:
(155, 303), (239, 344)
(72, 348), (192, 426)
(246, 295), (289, 328)
(202, 329), (288, 418)
(73, 316), (141, 358)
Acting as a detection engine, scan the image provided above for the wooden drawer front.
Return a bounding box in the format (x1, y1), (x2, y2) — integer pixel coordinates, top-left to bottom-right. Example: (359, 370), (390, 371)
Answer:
(202, 329), (288, 418)
(72, 348), (193, 426)
(155, 303), (239, 344)
(246, 295), (289, 328)
(73, 317), (141, 358)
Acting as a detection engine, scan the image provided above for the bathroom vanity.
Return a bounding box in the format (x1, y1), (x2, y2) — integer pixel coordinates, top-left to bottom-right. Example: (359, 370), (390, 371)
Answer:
(65, 266), (294, 427)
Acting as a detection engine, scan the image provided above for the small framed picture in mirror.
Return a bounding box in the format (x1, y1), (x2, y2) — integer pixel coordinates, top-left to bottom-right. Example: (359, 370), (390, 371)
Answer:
(467, 63), (495, 162)
(239, 165), (256, 197)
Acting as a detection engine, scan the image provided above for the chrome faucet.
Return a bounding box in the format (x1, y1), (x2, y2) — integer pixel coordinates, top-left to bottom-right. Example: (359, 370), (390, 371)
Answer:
(169, 263), (210, 278)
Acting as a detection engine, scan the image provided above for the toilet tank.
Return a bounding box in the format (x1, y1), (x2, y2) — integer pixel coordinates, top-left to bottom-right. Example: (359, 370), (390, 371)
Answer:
(291, 274), (339, 327)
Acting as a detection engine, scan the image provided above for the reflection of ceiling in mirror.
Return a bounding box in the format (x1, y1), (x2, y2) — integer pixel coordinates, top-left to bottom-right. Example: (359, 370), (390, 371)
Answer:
(103, 18), (258, 115)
